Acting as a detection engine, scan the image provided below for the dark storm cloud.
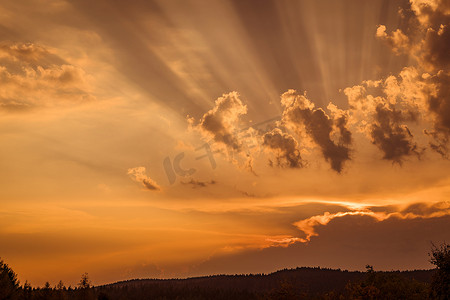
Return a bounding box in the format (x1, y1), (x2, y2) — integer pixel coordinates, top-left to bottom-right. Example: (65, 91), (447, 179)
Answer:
(262, 128), (303, 168)
(280, 90), (351, 173)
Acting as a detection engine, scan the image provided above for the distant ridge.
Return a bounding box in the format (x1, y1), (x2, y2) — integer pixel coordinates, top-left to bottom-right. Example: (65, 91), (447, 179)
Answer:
(96, 267), (435, 298)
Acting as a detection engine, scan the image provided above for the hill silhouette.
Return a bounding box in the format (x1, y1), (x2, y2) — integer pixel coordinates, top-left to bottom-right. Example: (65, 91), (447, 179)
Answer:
(1, 242), (449, 299)
(101, 267), (434, 293)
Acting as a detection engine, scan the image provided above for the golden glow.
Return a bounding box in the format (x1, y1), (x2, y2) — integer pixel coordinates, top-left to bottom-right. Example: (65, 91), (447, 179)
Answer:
(0, 0), (449, 287)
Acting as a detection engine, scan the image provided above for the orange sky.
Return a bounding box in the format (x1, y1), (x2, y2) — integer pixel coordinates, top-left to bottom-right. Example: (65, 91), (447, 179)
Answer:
(0, 0), (449, 287)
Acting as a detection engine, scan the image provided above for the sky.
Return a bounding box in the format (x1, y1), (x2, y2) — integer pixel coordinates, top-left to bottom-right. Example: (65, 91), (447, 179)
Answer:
(0, 0), (449, 287)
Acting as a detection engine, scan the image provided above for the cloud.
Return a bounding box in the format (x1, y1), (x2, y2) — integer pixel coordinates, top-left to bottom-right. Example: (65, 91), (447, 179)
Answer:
(280, 90), (352, 172)
(181, 179), (216, 189)
(0, 42), (93, 110)
(402, 201), (450, 216)
(127, 167), (161, 191)
(188, 0), (450, 171)
(293, 201), (450, 242)
(408, 0), (450, 71)
(428, 72), (450, 129)
(345, 67), (426, 163)
(293, 211), (383, 242)
(376, 0), (450, 156)
(264, 236), (303, 248)
(328, 103), (352, 146)
(263, 128), (303, 168)
(370, 104), (420, 163)
(0, 43), (64, 67)
(424, 71), (450, 157)
(378, 0), (450, 72)
(376, 25), (410, 55)
(193, 91), (260, 171)
(198, 91), (247, 151)
(191, 213), (450, 276)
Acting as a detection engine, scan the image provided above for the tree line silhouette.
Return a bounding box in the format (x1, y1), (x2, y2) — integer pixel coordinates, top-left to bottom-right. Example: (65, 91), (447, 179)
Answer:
(1, 243), (449, 299)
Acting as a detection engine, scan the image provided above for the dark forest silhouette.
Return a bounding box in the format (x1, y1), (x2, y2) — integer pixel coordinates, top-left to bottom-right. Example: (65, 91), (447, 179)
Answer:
(1, 243), (449, 300)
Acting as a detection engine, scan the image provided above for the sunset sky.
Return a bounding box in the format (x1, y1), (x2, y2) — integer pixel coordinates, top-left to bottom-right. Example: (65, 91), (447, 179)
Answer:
(0, 0), (449, 287)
